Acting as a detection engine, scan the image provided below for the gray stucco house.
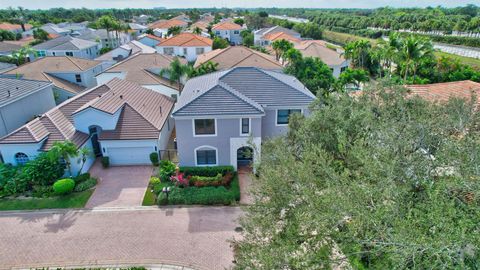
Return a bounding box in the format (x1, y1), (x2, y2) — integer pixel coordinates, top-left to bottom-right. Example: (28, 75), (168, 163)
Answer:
(32, 36), (99, 60)
(172, 67), (315, 169)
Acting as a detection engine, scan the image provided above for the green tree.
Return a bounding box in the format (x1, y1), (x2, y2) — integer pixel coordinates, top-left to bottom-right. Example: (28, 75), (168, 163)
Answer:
(212, 36), (230, 50)
(397, 35), (434, 81)
(233, 18), (245, 26)
(271, 39), (293, 64)
(96, 15), (119, 48)
(33, 28), (49, 41)
(344, 39), (373, 70)
(167, 26), (182, 36)
(23, 151), (65, 187)
(11, 46), (36, 65)
(51, 141), (78, 177)
(190, 61), (218, 77)
(337, 68), (370, 90)
(145, 28), (154, 35)
(240, 30), (254, 47)
(159, 57), (191, 91)
(192, 26), (202, 35)
(293, 22), (323, 40)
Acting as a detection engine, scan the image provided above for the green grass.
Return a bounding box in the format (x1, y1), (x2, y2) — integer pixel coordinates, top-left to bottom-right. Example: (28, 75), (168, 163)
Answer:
(0, 190), (94, 211)
(142, 182), (170, 206)
(323, 30), (378, 46)
(435, 51), (480, 70)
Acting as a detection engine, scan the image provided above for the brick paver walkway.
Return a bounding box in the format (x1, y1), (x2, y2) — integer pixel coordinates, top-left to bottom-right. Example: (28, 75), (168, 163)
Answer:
(86, 161), (153, 208)
(238, 166), (253, 205)
(0, 207), (242, 270)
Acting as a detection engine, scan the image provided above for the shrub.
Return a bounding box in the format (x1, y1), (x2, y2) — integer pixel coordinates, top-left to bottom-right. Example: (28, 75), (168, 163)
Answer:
(22, 152), (65, 187)
(149, 176), (161, 186)
(32, 185), (53, 197)
(73, 178), (97, 192)
(179, 166), (235, 177)
(190, 172), (234, 187)
(168, 186), (235, 205)
(101, 157), (110, 168)
(157, 192), (168, 205)
(159, 160), (176, 182)
(149, 152), (159, 166)
(53, 178), (75, 195)
(74, 173), (91, 184)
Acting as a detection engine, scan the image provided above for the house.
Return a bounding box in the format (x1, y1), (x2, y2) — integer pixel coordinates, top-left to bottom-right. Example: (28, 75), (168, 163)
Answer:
(189, 21), (211, 37)
(212, 21), (244, 45)
(294, 40), (349, 78)
(137, 34), (165, 48)
(128, 23), (148, 37)
(148, 19), (188, 38)
(0, 78), (175, 170)
(32, 36), (99, 60)
(95, 40), (156, 66)
(0, 42), (21, 56)
(39, 23), (71, 36)
(254, 26), (301, 46)
(0, 22), (32, 35)
(263, 32), (301, 45)
(172, 67), (315, 169)
(171, 14), (191, 23)
(405, 80), (480, 107)
(194, 46), (282, 70)
(0, 78), (55, 138)
(95, 53), (184, 98)
(77, 29), (131, 50)
(2, 56), (105, 103)
(133, 14), (152, 25)
(156, 33), (213, 62)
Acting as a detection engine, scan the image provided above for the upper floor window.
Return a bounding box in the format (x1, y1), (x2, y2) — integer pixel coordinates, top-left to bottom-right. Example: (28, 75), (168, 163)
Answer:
(215, 31), (220, 35)
(183, 48), (188, 55)
(340, 66), (347, 73)
(241, 118), (250, 135)
(52, 52), (56, 56)
(194, 119), (216, 136)
(14, 152), (29, 166)
(75, 74), (82, 83)
(277, 109), (301, 125)
(234, 30), (240, 34)
(195, 47), (205, 55)
(163, 47), (174, 55)
(37, 50), (46, 57)
(66, 51), (73, 56)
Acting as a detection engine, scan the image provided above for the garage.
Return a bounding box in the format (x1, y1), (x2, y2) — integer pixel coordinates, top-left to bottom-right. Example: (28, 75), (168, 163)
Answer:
(106, 146), (153, 165)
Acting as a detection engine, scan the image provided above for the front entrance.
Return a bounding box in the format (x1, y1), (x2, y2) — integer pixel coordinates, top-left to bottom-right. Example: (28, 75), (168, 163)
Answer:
(89, 126), (102, 157)
(237, 146), (253, 168)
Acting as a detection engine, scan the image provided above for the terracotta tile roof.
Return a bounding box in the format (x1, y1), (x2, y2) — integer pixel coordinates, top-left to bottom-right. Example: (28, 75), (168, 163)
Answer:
(0, 22), (32, 31)
(294, 40), (347, 66)
(194, 46), (282, 70)
(264, 32), (301, 43)
(212, 21), (242, 31)
(405, 80), (480, 107)
(0, 78), (175, 147)
(190, 21), (209, 32)
(149, 19), (188, 29)
(157, 33), (213, 47)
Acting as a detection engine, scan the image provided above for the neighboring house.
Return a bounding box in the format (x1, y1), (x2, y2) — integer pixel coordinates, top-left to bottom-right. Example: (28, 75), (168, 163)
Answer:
(254, 26), (301, 46)
(263, 32), (301, 46)
(148, 19), (188, 38)
(128, 23), (148, 37)
(133, 14), (152, 25)
(294, 40), (349, 78)
(95, 53), (184, 98)
(0, 42), (21, 56)
(2, 56), (104, 103)
(77, 29), (131, 50)
(189, 21), (210, 37)
(0, 78), (55, 138)
(0, 62), (16, 73)
(40, 23), (71, 36)
(172, 67), (315, 169)
(194, 46), (282, 70)
(32, 36), (99, 60)
(405, 80), (480, 106)
(137, 34), (165, 48)
(212, 21), (244, 45)
(156, 33), (213, 62)
(0, 22), (32, 34)
(56, 22), (90, 37)
(0, 78), (175, 170)
(95, 40), (156, 66)
(171, 14), (191, 23)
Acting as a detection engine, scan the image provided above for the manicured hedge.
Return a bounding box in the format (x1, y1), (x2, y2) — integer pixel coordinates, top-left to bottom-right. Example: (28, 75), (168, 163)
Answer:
(53, 179), (75, 195)
(179, 166), (235, 177)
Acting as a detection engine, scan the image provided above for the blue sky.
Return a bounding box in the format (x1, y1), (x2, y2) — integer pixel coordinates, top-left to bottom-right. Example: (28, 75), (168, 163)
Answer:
(0, 0), (476, 9)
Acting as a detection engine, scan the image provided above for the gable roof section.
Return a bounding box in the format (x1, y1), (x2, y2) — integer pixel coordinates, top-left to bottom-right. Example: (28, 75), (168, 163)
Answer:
(0, 78), (52, 107)
(212, 21), (242, 30)
(32, 36), (97, 51)
(256, 26), (300, 38)
(264, 32), (301, 43)
(405, 80), (480, 107)
(138, 34), (165, 43)
(95, 40), (156, 61)
(194, 46), (282, 70)
(149, 19), (188, 29)
(173, 67), (314, 117)
(0, 41), (21, 53)
(157, 33), (213, 47)
(295, 40), (346, 66)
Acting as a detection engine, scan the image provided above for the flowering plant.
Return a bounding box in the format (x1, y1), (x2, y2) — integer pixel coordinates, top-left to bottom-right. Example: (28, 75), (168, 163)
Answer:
(170, 172), (189, 187)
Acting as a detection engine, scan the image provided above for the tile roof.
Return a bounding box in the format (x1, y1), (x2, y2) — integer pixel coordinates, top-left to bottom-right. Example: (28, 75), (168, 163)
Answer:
(190, 21), (209, 32)
(95, 40), (156, 61)
(405, 80), (480, 107)
(0, 22), (32, 31)
(173, 67), (315, 117)
(149, 19), (188, 29)
(212, 21), (242, 30)
(2, 36), (34, 47)
(255, 26), (300, 37)
(0, 78), (174, 147)
(138, 34), (165, 43)
(0, 42), (21, 54)
(157, 33), (213, 47)
(194, 46), (282, 70)
(99, 53), (185, 87)
(32, 36), (98, 51)
(295, 40), (347, 66)
(0, 77), (52, 107)
(264, 32), (301, 43)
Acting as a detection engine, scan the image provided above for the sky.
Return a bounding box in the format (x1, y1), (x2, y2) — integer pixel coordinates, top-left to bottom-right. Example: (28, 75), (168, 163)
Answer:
(0, 0), (477, 9)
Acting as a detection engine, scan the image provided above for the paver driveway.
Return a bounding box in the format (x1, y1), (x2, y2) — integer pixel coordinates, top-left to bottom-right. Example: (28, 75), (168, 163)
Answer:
(0, 207), (242, 270)
(86, 161), (153, 208)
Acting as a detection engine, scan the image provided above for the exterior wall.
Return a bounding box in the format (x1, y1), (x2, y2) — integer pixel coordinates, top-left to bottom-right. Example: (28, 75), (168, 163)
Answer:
(54, 87), (76, 104)
(43, 45), (99, 60)
(330, 61), (350, 78)
(214, 30), (242, 45)
(68, 139), (96, 175)
(96, 72), (126, 85)
(0, 85), (55, 137)
(142, 84), (179, 99)
(49, 65), (103, 89)
(158, 117), (174, 159)
(175, 117), (262, 167)
(0, 141), (44, 165)
(153, 28), (168, 38)
(261, 108), (309, 138)
(156, 45), (212, 62)
(73, 107), (122, 134)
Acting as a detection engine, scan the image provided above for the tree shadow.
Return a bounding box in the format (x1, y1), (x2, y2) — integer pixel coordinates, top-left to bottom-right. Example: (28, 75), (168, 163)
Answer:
(187, 206), (242, 233)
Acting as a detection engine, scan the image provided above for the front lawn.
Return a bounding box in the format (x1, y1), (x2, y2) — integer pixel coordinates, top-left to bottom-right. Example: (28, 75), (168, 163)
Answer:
(0, 189), (94, 211)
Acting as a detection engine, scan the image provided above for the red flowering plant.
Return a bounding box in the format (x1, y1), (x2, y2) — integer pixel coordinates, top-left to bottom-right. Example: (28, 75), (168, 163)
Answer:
(170, 172), (190, 188)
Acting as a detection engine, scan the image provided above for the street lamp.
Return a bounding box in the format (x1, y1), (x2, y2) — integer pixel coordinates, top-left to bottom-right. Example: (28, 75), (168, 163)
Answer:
(162, 186), (171, 202)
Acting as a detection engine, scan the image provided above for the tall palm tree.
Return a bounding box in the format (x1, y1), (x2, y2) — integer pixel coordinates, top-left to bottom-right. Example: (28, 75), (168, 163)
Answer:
(398, 36), (433, 81)
(271, 39), (293, 65)
(11, 46), (36, 65)
(376, 32), (401, 76)
(159, 58), (192, 92)
(343, 39), (372, 70)
(97, 15), (117, 48)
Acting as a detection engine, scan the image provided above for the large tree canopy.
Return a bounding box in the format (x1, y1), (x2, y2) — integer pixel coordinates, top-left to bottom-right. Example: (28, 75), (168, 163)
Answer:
(234, 81), (480, 269)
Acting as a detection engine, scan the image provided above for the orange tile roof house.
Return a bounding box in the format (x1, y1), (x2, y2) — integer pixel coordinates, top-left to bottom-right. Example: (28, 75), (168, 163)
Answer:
(0, 78), (175, 169)
(0, 22), (32, 33)
(254, 26), (301, 46)
(405, 80), (480, 108)
(156, 33), (213, 62)
(148, 19), (188, 38)
(264, 32), (301, 43)
(212, 21), (245, 45)
(195, 46), (283, 70)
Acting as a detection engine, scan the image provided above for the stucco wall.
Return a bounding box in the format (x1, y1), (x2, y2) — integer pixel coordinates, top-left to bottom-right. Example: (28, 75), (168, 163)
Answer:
(68, 139), (96, 176)
(96, 72), (126, 85)
(73, 107), (122, 134)
(156, 46), (212, 62)
(0, 141), (44, 165)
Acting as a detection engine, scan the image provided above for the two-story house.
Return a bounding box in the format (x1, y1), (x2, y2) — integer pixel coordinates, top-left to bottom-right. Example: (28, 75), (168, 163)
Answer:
(0, 78), (175, 170)
(148, 19), (188, 38)
(32, 36), (99, 60)
(172, 67), (315, 169)
(254, 26), (301, 46)
(2, 56), (105, 103)
(212, 21), (244, 45)
(77, 29), (131, 50)
(156, 33), (213, 62)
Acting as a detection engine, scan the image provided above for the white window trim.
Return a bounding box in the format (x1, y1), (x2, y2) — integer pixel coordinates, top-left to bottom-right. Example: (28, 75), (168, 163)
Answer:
(275, 109), (303, 127)
(192, 118), (217, 137)
(239, 117), (251, 136)
(194, 145), (218, 166)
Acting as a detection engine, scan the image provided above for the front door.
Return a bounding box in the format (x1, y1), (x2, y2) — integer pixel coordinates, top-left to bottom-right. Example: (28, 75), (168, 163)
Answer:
(237, 146), (253, 167)
(89, 126), (102, 157)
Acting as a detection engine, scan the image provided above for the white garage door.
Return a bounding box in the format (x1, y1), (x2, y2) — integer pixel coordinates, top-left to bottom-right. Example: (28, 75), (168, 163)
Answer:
(107, 147), (153, 165)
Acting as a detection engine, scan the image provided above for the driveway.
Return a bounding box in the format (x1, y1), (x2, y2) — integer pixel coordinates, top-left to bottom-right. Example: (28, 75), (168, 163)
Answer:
(86, 161), (153, 208)
(0, 207), (242, 270)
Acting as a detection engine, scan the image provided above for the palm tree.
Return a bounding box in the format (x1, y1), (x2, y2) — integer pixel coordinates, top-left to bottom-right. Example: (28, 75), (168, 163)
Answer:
(76, 147), (92, 176)
(398, 36), (433, 81)
(51, 141), (78, 177)
(167, 26), (182, 37)
(192, 27), (202, 35)
(11, 46), (36, 65)
(271, 39), (293, 65)
(343, 39), (372, 70)
(376, 32), (401, 76)
(159, 58), (192, 92)
(96, 15), (118, 48)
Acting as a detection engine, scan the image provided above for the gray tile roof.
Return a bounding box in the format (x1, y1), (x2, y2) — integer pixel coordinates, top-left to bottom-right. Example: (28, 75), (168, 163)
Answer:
(0, 78), (52, 107)
(173, 67), (315, 117)
(255, 26), (300, 37)
(0, 42), (21, 54)
(33, 36), (98, 51)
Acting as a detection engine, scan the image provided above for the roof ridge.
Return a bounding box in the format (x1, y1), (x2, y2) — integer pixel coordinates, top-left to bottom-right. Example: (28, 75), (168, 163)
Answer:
(217, 81), (264, 113)
(122, 102), (161, 130)
(257, 68), (315, 99)
(66, 56), (83, 70)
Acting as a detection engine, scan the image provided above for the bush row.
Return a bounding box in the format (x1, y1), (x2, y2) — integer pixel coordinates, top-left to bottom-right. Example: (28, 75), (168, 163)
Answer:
(179, 166), (235, 177)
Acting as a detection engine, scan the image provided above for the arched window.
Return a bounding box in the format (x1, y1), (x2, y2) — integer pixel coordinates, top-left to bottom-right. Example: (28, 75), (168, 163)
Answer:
(14, 152), (29, 165)
(195, 146), (217, 166)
